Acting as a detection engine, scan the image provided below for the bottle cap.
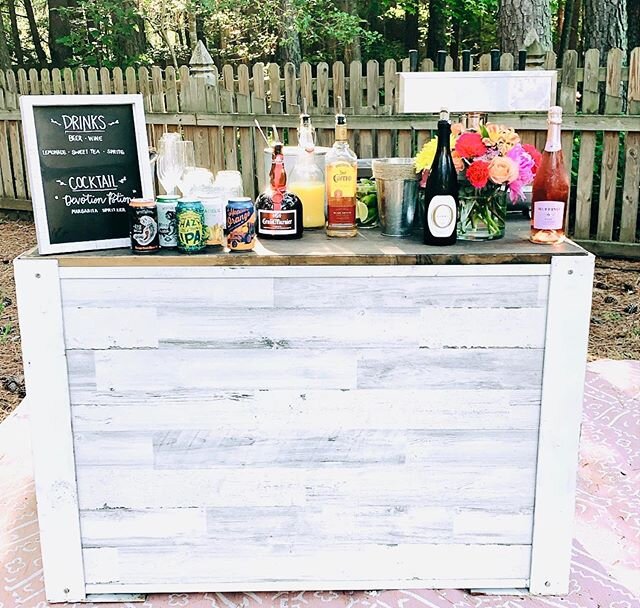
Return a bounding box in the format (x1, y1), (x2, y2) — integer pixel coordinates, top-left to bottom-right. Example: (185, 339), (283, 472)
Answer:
(548, 106), (563, 124)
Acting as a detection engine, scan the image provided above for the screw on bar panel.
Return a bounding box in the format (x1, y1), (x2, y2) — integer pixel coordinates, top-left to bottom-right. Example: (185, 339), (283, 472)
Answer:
(35, 273), (40, 278)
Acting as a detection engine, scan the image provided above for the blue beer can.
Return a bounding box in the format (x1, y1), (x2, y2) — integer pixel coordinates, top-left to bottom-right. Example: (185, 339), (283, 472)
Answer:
(226, 197), (256, 251)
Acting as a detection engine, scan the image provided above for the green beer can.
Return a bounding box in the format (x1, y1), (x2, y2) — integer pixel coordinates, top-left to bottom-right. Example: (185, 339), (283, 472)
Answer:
(176, 198), (207, 253)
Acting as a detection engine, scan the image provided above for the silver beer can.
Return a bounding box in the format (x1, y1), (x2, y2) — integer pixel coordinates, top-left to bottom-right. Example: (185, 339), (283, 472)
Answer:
(156, 195), (180, 248)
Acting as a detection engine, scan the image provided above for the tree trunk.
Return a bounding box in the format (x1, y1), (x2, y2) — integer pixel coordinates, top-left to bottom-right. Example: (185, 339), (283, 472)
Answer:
(48, 0), (74, 67)
(628, 0), (640, 53)
(558, 0), (575, 58)
(188, 8), (198, 48)
(24, 0), (48, 64)
(426, 0), (447, 61)
(555, 1), (565, 55)
(115, 0), (146, 63)
(497, 0), (552, 55)
(584, 0), (627, 56)
(450, 18), (461, 67)
(0, 6), (12, 69)
(405, 0), (419, 54)
(277, 0), (302, 65)
(8, 0), (24, 65)
(342, 0), (361, 63)
(569, 0), (582, 52)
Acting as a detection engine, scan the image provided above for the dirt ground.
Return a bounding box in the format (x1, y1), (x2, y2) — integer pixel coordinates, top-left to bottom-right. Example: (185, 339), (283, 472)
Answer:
(0, 217), (639, 423)
(0, 219), (36, 421)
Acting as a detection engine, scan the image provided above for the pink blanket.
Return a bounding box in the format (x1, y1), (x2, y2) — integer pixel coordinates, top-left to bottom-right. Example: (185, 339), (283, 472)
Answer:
(1, 361), (638, 607)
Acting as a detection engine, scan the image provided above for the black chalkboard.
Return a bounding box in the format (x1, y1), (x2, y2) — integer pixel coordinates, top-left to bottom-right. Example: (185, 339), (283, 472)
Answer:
(21, 96), (152, 254)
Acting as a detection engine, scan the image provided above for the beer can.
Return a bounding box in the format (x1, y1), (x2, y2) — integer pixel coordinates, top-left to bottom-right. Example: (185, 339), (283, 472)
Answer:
(129, 198), (160, 254)
(156, 194), (180, 248)
(176, 198), (207, 253)
(226, 197), (256, 252)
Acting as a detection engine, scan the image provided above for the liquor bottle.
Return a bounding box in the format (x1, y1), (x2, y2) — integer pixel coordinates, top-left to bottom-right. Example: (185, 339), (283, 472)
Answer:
(325, 100), (357, 237)
(530, 106), (569, 245)
(289, 113), (326, 229)
(423, 109), (459, 246)
(255, 141), (304, 239)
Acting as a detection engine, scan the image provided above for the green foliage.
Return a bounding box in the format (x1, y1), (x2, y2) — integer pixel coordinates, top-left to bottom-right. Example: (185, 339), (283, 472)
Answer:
(56, 0), (147, 68)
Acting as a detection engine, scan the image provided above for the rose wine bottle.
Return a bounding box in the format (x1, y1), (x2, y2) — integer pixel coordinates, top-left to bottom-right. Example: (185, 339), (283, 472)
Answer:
(530, 106), (569, 244)
(423, 109), (459, 246)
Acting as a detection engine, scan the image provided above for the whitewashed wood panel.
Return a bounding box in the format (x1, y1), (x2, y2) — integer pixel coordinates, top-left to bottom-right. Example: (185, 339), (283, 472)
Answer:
(71, 429), (537, 470)
(73, 432), (154, 467)
(59, 264), (551, 280)
(358, 349), (544, 390)
(67, 350), (97, 401)
(76, 465), (536, 510)
(71, 390), (541, 431)
(82, 544), (532, 585)
(274, 276), (548, 308)
(157, 307), (420, 349)
(79, 505), (533, 548)
(61, 277), (275, 309)
(70, 348), (543, 394)
(420, 308), (547, 348)
(92, 349), (358, 392)
(80, 508), (207, 545)
(64, 307), (159, 349)
(453, 510), (533, 542)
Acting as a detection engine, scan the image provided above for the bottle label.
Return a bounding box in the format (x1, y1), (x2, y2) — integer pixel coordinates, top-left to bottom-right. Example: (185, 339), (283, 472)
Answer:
(427, 195), (456, 238)
(327, 163), (356, 198)
(258, 209), (297, 235)
(533, 200), (564, 230)
(157, 203), (177, 247)
(132, 215), (158, 246)
(328, 204), (355, 226)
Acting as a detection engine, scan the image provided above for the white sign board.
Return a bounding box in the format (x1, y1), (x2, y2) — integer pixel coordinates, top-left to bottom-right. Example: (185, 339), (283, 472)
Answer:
(20, 94), (153, 255)
(397, 71), (557, 114)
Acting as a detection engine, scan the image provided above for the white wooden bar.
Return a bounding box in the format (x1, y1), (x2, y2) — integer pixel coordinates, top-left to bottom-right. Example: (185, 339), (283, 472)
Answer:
(14, 222), (594, 601)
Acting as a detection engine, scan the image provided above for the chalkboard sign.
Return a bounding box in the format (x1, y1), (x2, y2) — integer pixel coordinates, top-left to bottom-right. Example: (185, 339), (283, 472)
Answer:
(20, 95), (153, 254)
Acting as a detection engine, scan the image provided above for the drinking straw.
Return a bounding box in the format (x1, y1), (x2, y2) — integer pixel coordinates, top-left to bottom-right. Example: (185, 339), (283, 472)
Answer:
(254, 119), (270, 146)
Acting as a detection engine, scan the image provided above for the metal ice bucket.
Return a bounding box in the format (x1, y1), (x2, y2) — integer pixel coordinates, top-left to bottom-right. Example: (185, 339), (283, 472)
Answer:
(372, 158), (418, 237)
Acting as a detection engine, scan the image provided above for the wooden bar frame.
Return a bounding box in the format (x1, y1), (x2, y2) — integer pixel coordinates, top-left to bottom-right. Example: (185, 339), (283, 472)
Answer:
(14, 243), (594, 600)
(529, 253), (595, 594)
(13, 257), (87, 602)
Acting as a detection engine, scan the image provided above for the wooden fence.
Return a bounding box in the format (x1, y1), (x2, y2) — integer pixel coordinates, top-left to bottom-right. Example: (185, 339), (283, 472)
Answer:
(0, 47), (639, 256)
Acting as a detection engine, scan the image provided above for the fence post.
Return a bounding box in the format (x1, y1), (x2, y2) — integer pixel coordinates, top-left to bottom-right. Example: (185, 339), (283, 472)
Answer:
(189, 40), (217, 86)
(524, 31), (546, 69)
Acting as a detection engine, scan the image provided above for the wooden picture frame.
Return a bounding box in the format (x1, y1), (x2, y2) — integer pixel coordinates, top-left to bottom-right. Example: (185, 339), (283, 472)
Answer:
(20, 94), (153, 255)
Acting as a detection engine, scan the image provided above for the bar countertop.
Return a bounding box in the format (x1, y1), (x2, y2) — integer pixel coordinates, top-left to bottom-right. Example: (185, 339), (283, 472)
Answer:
(22, 220), (588, 267)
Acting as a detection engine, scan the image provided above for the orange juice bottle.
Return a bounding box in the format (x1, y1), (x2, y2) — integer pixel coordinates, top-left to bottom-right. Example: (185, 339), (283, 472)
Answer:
(289, 113), (326, 228)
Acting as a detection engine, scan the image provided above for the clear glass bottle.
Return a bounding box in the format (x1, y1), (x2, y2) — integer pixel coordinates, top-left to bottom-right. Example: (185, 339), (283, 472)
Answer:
(530, 106), (569, 245)
(325, 110), (357, 237)
(289, 113), (326, 229)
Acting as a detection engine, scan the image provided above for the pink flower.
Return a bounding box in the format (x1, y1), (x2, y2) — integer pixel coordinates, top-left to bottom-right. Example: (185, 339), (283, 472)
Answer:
(507, 143), (535, 186)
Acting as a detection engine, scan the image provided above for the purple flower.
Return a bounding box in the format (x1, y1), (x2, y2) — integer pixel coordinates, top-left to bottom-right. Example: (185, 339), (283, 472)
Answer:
(506, 144), (535, 202)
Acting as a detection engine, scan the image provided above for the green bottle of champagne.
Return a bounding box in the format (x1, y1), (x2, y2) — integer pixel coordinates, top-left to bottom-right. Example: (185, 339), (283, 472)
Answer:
(423, 109), (459, 246)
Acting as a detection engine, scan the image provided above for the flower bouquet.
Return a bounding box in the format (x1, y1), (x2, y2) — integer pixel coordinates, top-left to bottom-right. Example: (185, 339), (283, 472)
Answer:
(415, 122), (542, 240)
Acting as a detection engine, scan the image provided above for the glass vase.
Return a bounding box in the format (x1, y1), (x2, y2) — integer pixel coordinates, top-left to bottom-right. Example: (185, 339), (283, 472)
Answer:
(457, 184), (507, 241)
